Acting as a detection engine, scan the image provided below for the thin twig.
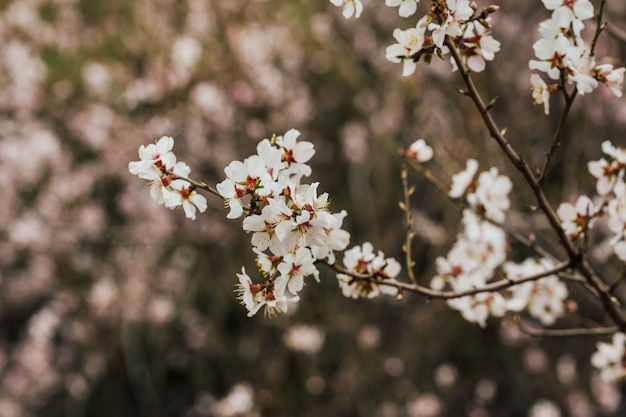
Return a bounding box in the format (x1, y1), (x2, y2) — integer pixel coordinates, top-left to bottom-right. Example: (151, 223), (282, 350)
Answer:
(400, 165), (417, 284)
(166, 171), (223, 198)
(536, 87), (577, 184)
(514, 320), (617, 337)
(590, 0), (607, 57)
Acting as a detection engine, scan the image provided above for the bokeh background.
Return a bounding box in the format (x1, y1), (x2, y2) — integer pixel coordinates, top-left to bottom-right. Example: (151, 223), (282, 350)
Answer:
(1, 0), (626, 416)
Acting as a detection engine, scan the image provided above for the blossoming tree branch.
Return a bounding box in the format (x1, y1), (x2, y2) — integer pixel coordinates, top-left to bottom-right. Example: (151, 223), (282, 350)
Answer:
(130, 0), (626, 383)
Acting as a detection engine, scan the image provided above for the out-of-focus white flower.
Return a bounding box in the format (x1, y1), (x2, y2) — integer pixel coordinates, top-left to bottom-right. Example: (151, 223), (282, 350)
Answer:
(467, 167), (512, 223)
(213, 383), (256, 416)
(505, 258), (568, 326)
(406, 139), (433, 162)
(591, 333), (626, 382)
(385, 0), (420, 18)
(449, 159), (478, 198)
(528, 399), (562, 417)
(329, 0), (363, 19)
(283, 324), (326, 354)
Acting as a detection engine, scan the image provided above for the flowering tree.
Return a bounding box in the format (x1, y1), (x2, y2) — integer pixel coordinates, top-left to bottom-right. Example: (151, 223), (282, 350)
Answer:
(130, 0), (626, 400)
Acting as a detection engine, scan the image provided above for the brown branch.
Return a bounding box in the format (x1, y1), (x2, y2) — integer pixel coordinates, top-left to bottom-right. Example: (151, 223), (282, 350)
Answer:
(400, 166), (417, 284)
(513, 320), (617, 337)
(322, 260), (572, 300)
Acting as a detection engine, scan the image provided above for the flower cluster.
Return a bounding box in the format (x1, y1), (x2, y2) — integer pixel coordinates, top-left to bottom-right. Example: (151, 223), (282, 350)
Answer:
(503, 258), (568, 326)
(128, 136), (207, 220)
(567, 141), (626, 261)
(449, 159), (512, 223)
(432, 209), (508, 326)
(219, 129), (352, 316)
(336, 242), (402, 299)
(435, 162), (569, 327)
(529, 0), (625, 114)
(384, 0), (501, 76)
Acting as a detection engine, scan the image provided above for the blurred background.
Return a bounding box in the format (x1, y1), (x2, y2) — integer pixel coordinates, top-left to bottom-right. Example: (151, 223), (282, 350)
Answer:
(1, 0), (626, 416)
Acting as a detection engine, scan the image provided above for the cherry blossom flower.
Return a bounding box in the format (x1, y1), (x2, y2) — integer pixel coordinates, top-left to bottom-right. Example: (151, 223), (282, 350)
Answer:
(557, 195), (596, 239)
(447, 290), (507, 327)
(243, 204), (284, 254)
(235, 267), (267, 317)
(275, 247), (318, 296)
(449, 159), (478, 198)
(130, 136), (208, 219)
(216, 156), (273, 219)
(428, 0), (474, 49)
(467, 167), (512, 223)
(275, 129), (315, 179)
(385, 0), (420, 18)
(406, 139), (433, 162)
(591, 332), (626, 382)
(593, 64), (625, 97)
(588, 157), (622, 196)
(528, 36), (570, 80)
(542, 0), (594, 27)
(607, 183), (626, 241)
(564, 45), (598, 94)
(128, 136), (176, 179)
(329, 0), (363, 19)
(386, 22), (427, 76)
(162, 179), (208, 220)
(235, 267), (299, 317)
(531, 74), (551, 115)
(458, 21), (501, 73)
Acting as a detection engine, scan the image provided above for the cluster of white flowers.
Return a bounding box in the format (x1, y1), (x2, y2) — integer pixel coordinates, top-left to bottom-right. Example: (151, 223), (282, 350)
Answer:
(130, 130), (409, 317)
(215, 129), (352, 316)
(449, 159), (512, 223)
(435, 162), (569, 327)
(128, 136), (207, 220)
(433, 209), (508, 327)
(504, 258), (568, 326)
(384, 0), (501, 75)
(557, 141), (626, 261)
(336, 242), (402, 299)
(529, 0), (625, 114)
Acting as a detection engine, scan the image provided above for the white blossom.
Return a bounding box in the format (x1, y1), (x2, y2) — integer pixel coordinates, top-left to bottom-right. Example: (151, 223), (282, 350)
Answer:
(591, 333), (626, 382)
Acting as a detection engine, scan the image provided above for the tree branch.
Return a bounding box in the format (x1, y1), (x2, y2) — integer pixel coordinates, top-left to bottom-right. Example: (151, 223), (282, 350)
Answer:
(322, 259), (572, 300)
